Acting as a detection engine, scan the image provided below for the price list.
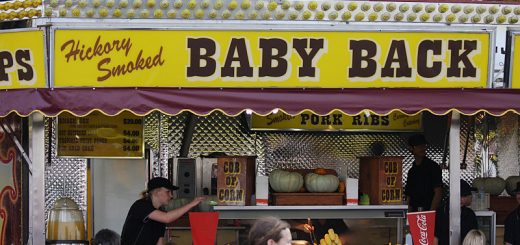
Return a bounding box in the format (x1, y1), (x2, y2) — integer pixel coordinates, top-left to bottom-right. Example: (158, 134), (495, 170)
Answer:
(57, 111), (143, 158)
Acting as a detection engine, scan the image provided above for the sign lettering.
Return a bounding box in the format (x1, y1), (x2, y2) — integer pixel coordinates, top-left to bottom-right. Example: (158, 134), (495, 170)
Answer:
(54, 29), (490, 88)
(251, 110), (422, 131)
(0, 30), (46, 89)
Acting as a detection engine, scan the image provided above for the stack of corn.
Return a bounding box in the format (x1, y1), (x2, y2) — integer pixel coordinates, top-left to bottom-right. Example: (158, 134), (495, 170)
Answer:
(319, 229), (341, 245)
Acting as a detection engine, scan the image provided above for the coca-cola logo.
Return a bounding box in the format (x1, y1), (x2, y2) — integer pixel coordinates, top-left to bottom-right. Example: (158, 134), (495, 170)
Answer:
(416, 214), (428, 245)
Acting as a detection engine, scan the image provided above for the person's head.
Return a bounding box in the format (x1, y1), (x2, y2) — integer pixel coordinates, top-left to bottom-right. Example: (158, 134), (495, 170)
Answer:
(462, 229), (485, 245)
(146, 177), (178, 206)
(248, 217), (292, 245)
(514, 182), (520, 204)
(461, 180), (477, 207)
(93, 229), (120, 245)
(408, 134), (428, 158)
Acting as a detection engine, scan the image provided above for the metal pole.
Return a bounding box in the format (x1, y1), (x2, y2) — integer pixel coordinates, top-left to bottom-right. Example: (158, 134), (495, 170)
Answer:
(28, 113), (46, 245)
(449, 112), (461, 245)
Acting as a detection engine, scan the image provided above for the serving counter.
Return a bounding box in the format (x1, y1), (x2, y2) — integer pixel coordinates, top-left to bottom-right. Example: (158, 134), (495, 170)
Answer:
(214, 205), (408, 242)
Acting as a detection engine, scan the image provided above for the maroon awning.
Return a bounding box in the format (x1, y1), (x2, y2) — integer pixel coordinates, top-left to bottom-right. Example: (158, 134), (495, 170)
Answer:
(2, 87), (520, 117)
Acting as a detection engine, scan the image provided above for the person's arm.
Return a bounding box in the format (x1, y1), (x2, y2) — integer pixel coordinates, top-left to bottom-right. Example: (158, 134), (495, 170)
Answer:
(430, 187), (443, 211)
(287, 219), (313, 233)
(148, 197), (205, 223)
(156, 237), (164, 245)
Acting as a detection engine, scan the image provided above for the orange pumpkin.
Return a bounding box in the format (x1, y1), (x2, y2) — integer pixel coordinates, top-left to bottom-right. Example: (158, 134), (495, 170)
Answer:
(338, 181), (346, 193)
(313, 168), (336, 175)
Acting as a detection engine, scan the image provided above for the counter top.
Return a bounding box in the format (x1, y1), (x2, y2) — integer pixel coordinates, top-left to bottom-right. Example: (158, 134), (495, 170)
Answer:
(214, 205), (408, 219)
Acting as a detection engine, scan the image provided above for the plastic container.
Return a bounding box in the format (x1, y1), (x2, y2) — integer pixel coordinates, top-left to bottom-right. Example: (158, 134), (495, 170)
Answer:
(46, 197), (86, 241)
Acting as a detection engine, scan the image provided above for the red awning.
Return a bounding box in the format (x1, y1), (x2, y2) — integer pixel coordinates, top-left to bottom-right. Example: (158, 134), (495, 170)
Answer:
(2, 87), (520, 117)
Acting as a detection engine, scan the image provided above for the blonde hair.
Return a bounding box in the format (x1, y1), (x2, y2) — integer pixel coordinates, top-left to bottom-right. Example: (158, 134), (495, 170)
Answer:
(462, 229), (485, 245)
(248, 217), (290, 245)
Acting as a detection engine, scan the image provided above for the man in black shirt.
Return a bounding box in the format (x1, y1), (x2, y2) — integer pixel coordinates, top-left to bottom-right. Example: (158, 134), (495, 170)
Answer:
(404, 134), (443, 212)
(434, 180), (478, 245)
(505, 182), (520, 245)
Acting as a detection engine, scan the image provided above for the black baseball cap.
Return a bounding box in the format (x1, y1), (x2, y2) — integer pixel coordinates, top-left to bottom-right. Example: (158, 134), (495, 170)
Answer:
(147, 177), (179, 192)
(461, 180), (477, 196)
(408, 134), (429, 147)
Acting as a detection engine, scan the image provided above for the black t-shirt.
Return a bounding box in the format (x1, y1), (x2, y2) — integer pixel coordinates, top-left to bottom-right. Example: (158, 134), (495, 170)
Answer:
(292, 219), (349, 243)
(434, 205), (478, 245)
(404, 157), (443, 211)
(121, 198), (166, 245)
(504, 206), (520, 245)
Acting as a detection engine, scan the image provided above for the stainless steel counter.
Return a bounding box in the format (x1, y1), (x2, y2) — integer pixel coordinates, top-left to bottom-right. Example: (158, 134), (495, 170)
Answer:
(214, 205), (408, 243)
(214, 205), (408, 219)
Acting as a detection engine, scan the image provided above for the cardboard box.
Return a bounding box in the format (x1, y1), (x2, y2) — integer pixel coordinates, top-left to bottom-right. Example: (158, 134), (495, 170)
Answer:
(216, 156), (256, 206)
(346, 178), (359, 205)
(255, 176), (269, 206)
(359, 156), (403, 205)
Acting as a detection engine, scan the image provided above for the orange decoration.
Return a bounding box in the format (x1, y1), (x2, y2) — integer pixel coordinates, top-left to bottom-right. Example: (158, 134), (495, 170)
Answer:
(313, 168), (336, 175)
(338, 181), (346, 193)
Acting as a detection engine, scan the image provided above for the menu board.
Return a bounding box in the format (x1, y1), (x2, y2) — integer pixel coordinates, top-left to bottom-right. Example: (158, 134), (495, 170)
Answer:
(57, 111), (143, 158)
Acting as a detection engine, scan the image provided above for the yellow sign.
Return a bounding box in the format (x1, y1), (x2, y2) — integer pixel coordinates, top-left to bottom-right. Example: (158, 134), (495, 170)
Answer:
(0, 30), (46, 89)
(57, 111), (143, 158)
(251, 110), (422, 131)
(54, 29), (490, 88)
(510, 35), (520, 88)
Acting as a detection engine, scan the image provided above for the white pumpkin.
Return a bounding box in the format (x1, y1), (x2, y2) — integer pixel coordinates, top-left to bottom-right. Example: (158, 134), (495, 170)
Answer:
(505, 176), (520, 196)
(472, 177), (506, 195)
(304, 173), (339, 193)
(269, 169), (304, 192)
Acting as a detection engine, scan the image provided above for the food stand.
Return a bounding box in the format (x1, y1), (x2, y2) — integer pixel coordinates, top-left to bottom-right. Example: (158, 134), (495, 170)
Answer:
(3, 0), (520, 244)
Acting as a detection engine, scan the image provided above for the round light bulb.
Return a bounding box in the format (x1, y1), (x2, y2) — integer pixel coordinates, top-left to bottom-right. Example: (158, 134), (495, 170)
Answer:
(399, 4), (409, 13)
(412, 4), (422, 13)
(321, 1), (331, 11)
(347, 2), (357, 11)
(394, 12), (404, 21)
(281, 0), (290, 10)
(241, 0), (251, 10)
(386, 3), (396, 12)
(334, 2), (344, 11)
(407, 13), (417, 22)
(328, 11), (338, 20)
(354, 12), (365, 21)
(381, 12), (391, 21)
(471, 14), (481, 23)
(463, 5), (474, 14)
(167, 9), (176, 18)
(361, 2), (370, 12)
(425, 4), (435, 13)
(341, 11), (351, 21)
(308, 1), (318, 11)
(438, 4), (448, 13)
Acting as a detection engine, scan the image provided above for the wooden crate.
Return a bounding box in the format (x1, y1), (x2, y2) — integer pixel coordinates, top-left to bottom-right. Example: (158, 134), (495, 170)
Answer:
(271, 193), (345, 205)
(490, 196), (518, 225)
(359, 156), (403, 205)
(216, 156), (256, 206)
